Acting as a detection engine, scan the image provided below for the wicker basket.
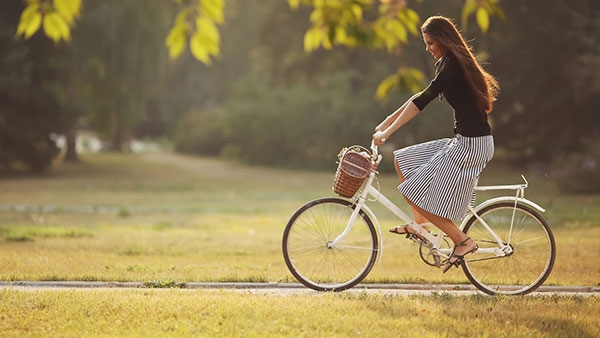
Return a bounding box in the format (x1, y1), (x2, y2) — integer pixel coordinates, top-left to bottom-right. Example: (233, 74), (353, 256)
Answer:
(333, 147), (372, 198)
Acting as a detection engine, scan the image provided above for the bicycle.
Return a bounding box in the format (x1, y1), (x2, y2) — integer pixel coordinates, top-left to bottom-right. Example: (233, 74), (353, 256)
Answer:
(282, 142), (556, 295)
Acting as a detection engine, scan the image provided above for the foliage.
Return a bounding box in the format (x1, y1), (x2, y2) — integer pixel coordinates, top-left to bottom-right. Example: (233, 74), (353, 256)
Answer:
(16, 0), (225, 66)
(173, 109), (224, 156)
(166, 0), (224, 64)
(488, 0), (600, 170)
(461, 0), (505, 34)
(68, 0), (173, 150)
(289, 0), (505, 100)
(16, 0), (82, 43)
(0, 0), (63, 173)
(174, 70), (380, 169)
(552, 138), (600, 194)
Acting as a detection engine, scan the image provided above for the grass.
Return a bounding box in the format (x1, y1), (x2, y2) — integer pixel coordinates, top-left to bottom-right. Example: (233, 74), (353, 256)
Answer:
(0, 152), (598, 286)
(0, 151), (599, 337)
(0, 289), (598, 337)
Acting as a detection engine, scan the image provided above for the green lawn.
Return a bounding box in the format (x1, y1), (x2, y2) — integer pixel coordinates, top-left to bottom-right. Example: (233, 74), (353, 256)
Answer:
(1, 152), (599, 337)
(0, 152), (598, 286)
(1, 289), (598, 338)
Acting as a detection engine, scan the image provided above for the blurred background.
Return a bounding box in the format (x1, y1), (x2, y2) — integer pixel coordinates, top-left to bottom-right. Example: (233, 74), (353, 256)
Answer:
(1, 0), (598, 193)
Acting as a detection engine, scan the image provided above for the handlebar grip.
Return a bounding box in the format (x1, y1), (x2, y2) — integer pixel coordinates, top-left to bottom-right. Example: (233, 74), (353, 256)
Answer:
(370, 140), (379, 157)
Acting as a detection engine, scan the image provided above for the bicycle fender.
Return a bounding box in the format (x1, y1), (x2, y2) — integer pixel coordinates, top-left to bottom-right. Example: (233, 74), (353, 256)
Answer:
(473, 196), (546, 213)
(358, 203), (384, 264)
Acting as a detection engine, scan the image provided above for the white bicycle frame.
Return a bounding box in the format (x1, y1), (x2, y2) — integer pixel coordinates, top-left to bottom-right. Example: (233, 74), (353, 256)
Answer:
(330, 146), (546, 265)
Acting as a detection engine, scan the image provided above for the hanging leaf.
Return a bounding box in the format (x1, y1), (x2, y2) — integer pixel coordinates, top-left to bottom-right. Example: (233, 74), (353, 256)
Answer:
(288, 0), (301, 10)
(303, 27), (322, 52)
(375, 75), (398, 100)
(397, 8), (420, 35)
(201, 0), (224, 24)
(43, 11), (71, 42)
(461, 0), (477, 32)
(190, 31), (211, 64)
(53, 0), (82, 25)
(476, 7), (490, 34)
(196, 16), (220, 45)
(166, 23), (188, 59)
(16, 3), (41, 38)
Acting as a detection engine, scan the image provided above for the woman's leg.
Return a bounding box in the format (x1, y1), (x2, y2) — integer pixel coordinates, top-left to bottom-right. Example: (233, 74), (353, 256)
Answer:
(404, 198), (477, 271)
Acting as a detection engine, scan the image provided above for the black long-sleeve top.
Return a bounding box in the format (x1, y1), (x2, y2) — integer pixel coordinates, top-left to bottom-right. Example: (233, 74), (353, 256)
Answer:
(412, 53), (492, 137)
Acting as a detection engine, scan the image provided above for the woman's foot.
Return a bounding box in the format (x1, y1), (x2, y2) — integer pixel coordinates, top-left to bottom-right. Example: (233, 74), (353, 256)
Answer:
(442, 237), (478, 273)
(389, 225), (428, 243)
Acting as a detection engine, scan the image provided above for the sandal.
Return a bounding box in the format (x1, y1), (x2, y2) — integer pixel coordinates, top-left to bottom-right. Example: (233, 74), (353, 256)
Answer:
(389, 225), (428, 243)
(442, 237), (478, 273)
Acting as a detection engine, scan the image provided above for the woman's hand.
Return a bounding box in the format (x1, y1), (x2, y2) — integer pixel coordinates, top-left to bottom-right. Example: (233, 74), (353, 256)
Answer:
(372, 130), (388, 146)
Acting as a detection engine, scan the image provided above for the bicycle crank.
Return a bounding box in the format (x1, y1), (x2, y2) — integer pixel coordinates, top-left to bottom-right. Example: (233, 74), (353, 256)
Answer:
(419, 237), (451, 267)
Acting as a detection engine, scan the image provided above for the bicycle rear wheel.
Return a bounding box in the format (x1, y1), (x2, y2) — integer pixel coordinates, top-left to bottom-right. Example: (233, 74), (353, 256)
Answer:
(282, 198), (378, 292)
(462, 202), (556, 295)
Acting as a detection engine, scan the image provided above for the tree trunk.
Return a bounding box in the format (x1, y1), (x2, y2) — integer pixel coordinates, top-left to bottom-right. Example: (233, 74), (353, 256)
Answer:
(63, 128), (80, 162)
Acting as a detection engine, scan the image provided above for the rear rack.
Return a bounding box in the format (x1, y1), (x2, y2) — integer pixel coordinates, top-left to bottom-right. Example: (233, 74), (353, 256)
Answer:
(474, 175), (529, 198)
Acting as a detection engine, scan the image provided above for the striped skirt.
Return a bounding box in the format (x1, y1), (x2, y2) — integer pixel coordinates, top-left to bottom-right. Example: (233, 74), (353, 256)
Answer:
(394, 134), (494, 220)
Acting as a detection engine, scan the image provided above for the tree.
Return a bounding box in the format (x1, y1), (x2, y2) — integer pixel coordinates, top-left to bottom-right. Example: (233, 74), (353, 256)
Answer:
(16, 0), (225, 65)
(488, 0), (600, 164)
(17, 0), (501, 97)
(71, 1), (174, 151)
(0, 0), (63, 172)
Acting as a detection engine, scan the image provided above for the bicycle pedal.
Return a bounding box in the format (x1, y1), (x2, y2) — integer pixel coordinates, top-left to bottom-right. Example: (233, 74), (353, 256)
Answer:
(433, 255), (441, 267)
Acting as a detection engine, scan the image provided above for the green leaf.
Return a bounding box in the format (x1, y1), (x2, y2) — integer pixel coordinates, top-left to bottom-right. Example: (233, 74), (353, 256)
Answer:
(476, 7), (490, 34)
(190, 32), (211, 64)
(376, 67), (425, 100)
(43, 11), (70, 42)
(397, 8), (420, 36)
(375, 75), (398, 100)
(166, 24), (187, 59)
(288, 0), (301, 10)
(201, 0), (224, 24)
(174, 8), (189, 25)
(53, 0), (82, 25)
(24, 12), (42, 38)
(461, 0), (477, 32)
(387, 20), (407, 44)
(195, 16), (220, 45)
(188, 16), (221, 64)
(350, 4), (362, 22)
(16, 3), (41, 37)
(303, 27), (322, 52)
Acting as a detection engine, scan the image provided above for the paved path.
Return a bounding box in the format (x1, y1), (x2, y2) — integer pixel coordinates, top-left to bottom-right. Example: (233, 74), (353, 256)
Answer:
(2, 281), (598, 296)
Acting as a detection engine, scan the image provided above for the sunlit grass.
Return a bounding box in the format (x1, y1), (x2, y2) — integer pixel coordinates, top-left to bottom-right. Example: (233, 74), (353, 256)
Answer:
(0, 152), (598, 287)
(0, 288), (598, 338)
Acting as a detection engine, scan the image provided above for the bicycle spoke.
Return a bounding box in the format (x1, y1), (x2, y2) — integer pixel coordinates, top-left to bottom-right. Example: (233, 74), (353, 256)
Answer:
(462, 202), (555, 295)
(282, 198), (378, 291)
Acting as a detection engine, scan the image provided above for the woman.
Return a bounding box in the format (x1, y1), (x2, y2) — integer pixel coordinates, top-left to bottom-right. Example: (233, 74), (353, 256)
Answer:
(372, 16), (499, 273)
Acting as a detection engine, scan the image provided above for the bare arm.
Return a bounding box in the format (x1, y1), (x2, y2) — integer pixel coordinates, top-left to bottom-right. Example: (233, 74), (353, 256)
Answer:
(375, 92), (421, 132)
(373, 95), (421, 146)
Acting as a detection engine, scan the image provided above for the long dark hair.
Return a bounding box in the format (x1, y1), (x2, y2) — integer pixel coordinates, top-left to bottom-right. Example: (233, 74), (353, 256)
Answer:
(422, 16), (499, 114)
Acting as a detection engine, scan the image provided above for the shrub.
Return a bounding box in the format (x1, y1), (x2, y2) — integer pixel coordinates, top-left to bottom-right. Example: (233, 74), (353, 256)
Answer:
(553, 139), (600, 194)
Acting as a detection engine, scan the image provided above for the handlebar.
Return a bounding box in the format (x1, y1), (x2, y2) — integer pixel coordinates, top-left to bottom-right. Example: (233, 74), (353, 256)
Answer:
(370, 140), (378, 157)
(370, 140), (382, 166)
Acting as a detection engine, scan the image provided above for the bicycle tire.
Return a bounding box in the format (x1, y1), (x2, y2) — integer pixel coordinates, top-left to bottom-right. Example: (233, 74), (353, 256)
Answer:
(282, 198), (378, 292)
(462, 202), (556, 295)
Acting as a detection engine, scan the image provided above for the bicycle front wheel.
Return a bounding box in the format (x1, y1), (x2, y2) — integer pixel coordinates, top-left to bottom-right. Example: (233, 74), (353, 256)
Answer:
(282, 198), (378, 292)
(462, 202), (556, 295)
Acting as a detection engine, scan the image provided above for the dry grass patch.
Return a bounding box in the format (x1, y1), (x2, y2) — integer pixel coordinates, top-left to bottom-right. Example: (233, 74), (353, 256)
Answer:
(0, 288), (598, 338)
